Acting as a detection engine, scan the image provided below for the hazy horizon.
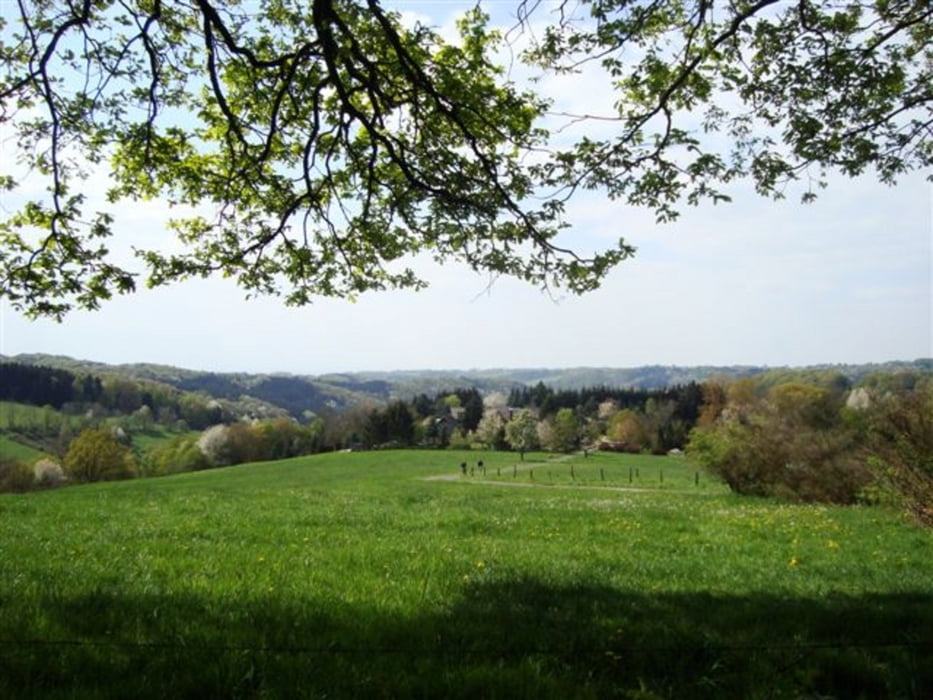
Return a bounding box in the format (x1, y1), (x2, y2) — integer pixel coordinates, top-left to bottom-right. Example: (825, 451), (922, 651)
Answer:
(1, 349), (929, 380)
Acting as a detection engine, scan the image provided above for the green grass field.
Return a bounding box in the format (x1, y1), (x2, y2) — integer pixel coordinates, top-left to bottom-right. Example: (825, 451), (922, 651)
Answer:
(0, 434), (49, 464)
(129, 426), (198, 453)
(1, 450), (930, 698)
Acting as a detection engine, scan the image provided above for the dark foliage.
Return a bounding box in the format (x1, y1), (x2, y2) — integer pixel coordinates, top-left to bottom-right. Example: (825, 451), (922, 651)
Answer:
(0, 457), (33, 493)
(364, 400), (415, 448)
(0, 363), (79, 409)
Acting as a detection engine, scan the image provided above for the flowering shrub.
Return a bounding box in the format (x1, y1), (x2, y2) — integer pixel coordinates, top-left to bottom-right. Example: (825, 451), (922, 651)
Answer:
(857, 382), (933, 525)
(33, 458), (65, 487)
(688, 381), (872, 505)
(0, 457), (33, 493)
(63, 428), (137, 482)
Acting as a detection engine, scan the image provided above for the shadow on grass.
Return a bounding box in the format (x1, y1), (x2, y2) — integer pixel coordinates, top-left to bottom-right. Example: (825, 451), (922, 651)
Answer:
(1, 580), (930, 699)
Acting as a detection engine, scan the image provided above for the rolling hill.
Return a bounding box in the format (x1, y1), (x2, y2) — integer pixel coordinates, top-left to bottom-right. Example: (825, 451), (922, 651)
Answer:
(3, 353), (930, 419)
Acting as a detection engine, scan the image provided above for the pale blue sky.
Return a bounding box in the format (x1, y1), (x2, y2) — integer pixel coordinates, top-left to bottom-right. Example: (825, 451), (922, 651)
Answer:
(1, 1), (931, 374)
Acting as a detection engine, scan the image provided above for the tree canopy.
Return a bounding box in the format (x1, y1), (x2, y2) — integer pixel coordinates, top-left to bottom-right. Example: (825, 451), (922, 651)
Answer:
(1, 0), (929, 317)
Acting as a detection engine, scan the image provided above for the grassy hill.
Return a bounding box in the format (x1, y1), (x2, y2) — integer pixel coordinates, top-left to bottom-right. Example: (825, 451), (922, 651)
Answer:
(0, 434), (49, 463)
(1, 450), (929, 698)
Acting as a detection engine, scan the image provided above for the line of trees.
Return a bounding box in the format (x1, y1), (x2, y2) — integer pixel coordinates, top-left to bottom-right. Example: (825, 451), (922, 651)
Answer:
(1, 414), (327, 488)
(329, 383), (705, 455)
(145, 418), (324, 477)
(0, 363), (102, 409)
(507, 382), (704, 420)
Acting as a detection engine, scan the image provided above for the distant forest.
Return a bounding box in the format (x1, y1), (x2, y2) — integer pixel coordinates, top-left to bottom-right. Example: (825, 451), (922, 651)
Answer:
(0, 363), (102, 409)
(0, 362), (228, 430)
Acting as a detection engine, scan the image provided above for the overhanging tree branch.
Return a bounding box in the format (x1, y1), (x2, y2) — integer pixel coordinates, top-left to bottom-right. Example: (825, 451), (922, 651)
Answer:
(0, 0), (928, 317)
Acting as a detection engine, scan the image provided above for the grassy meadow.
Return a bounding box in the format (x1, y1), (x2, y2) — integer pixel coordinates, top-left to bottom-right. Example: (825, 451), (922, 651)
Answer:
(0, 450), (930, 698)
(0, 435), (49, 464)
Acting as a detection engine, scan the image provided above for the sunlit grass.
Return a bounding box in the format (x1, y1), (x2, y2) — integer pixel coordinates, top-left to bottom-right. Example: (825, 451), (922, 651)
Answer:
(129, 427), (196, 453)
(0, 435), (49, 464)
(1, 450), (930, 698)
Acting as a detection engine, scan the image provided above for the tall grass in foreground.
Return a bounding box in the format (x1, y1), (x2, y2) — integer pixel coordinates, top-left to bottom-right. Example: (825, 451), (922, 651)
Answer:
(0, 450), (930, 698)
